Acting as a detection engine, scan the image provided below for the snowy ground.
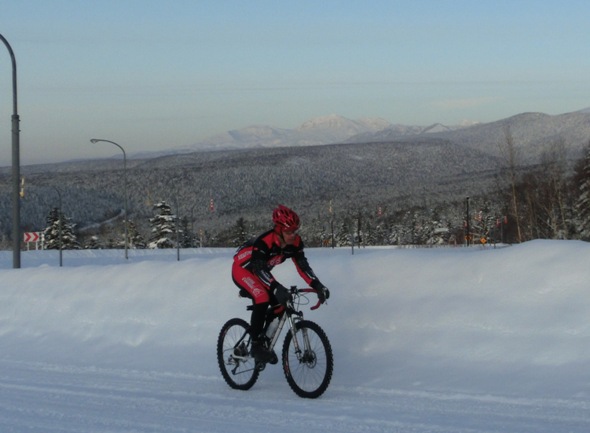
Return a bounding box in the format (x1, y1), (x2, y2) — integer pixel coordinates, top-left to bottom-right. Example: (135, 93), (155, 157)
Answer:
(1, 240), (589, 432)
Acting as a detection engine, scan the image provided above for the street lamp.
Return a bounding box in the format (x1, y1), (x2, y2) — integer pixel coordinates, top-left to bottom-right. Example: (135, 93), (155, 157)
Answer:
(90, 138), (128, 259)
(465, 196), (471, 246)
(1, 33), (22, 268)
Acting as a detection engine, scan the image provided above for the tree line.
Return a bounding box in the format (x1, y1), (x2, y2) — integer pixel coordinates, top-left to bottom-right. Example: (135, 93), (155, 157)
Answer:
(37, 137), (590, 250)
(4, 134), (590, 251)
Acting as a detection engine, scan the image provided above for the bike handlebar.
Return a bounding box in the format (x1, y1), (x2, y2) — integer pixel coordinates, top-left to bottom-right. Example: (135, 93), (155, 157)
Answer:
(290, 287), (324, 311)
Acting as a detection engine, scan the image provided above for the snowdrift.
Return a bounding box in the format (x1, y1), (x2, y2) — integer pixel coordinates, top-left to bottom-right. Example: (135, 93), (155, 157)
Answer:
(1, 240), (589, 398)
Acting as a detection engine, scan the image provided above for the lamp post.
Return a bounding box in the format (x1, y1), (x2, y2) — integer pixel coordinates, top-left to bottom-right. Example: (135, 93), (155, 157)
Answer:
(465, 196), (471, 246)
(1, 33), (21, 268)
(90, 138), (128, 259)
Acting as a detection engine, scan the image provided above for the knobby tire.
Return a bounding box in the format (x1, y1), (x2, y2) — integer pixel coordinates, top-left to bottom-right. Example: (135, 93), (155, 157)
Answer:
(282, 320), (333, 398)
(217, 318), (260, 390)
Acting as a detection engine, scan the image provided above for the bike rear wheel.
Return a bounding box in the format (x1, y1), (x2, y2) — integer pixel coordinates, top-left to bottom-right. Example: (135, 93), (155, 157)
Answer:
(217, 318), (260, 390)
(282, 320), (333, 398)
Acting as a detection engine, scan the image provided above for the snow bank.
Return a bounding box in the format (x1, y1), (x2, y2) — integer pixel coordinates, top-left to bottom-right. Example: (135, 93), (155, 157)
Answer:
(1, 240), (589, 398)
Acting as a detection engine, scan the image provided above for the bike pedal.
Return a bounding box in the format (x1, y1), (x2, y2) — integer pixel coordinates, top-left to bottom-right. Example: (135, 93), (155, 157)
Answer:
(255, 361), (266, 372)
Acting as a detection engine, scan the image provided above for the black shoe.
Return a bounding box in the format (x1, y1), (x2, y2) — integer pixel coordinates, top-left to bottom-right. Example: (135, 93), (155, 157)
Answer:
(251, 340), (274, 364)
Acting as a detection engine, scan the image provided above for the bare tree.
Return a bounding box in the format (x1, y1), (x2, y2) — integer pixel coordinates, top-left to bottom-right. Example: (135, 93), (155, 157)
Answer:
(573, 140), (590, 239)
(539, 137), (569, 238)
(499, 125), (522, 242)
(510, 137), (572, 240)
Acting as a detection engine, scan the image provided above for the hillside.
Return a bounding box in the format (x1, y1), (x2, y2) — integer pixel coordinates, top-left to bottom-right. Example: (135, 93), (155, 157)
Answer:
(2, 140), (503, 243)
(1, 109), (589, 245)
(354, 110), (590, 163)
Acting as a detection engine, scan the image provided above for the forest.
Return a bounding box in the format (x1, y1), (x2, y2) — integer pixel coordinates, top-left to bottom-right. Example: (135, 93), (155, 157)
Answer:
(1, 128), (589, 250)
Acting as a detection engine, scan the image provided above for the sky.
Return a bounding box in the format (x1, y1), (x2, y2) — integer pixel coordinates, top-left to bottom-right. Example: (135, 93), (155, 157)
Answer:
(1, 0), (590, 165)
(0, 241), (589, 431)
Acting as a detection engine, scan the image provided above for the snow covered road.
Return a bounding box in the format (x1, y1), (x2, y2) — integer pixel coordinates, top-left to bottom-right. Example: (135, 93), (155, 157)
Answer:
(1, 359), (588, 433)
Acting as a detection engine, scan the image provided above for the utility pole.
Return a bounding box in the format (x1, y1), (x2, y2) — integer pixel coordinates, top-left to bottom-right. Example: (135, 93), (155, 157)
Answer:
(465, 196), (471, 246)
(1, 34), (22, 268)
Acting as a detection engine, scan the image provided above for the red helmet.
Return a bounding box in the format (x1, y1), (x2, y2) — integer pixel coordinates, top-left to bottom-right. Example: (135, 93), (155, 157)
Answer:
(272, 205), (300, 232)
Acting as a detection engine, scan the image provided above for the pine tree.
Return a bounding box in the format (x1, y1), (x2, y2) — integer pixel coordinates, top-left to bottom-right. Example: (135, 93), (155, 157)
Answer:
(128, 220), (146, 249)
(335, 218), (350, 247)
(148, 201), (176, 249)
(43, 207), (80, 250)
(232, 217), (248, 247)
(85, 235), (101, 249)
(179, 216), (194, 248)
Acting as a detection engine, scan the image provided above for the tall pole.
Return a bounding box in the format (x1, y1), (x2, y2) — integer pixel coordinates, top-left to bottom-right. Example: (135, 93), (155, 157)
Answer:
(1, 34), (21, 268)
(465, 196), (471, 246)
(90, 139), (128, 259)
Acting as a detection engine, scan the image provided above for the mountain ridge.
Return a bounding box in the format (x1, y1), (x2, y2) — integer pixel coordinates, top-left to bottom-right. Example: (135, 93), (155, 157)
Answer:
(185, 114), (395, 152)
(347, 109), (590, 163)
(171, 108), (590, 163)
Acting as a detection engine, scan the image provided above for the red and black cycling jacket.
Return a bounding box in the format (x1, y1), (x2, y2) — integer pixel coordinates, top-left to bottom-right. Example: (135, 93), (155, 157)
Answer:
(234, 229), (319, 291)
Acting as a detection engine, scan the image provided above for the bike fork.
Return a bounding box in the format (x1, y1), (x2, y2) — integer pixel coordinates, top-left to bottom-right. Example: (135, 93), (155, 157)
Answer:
(286, 315), (311, 358)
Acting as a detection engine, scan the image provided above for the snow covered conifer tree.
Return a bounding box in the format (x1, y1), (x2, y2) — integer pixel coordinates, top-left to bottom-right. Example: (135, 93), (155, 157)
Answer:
(148, 201), (176, 249)
(43, 207), (80, 250)
(336, 218), (352, 247)
(85, 235), (101, 249)
(127, 220), (146, 249)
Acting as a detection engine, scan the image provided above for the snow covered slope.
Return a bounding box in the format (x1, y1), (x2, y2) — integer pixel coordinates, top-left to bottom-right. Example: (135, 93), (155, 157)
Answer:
(0, 241), (589, 432)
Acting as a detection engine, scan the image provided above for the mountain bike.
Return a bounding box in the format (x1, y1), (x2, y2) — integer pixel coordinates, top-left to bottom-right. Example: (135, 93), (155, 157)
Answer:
(216, 286), (333, 398)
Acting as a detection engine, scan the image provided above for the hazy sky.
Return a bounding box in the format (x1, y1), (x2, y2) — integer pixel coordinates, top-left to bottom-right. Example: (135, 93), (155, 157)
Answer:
(1, 0), (590, 165)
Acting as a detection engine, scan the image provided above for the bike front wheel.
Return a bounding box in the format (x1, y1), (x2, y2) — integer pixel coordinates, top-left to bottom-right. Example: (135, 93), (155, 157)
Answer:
(217, 318), (260, 390)
(282, 320), (333, 398)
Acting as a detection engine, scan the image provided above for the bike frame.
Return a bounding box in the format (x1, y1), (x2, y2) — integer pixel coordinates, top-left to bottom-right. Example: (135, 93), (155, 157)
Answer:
(266, 287), (320, 357)
(218, 285), (332, 398)
(230, 287), (322, 366)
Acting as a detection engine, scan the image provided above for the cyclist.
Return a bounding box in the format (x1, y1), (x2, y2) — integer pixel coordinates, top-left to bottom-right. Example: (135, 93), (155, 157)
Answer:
(232, 204), (330, 363)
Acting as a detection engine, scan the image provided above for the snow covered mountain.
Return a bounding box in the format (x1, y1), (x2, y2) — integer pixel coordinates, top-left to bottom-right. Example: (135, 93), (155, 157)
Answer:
(189, 114), (473, 152)
(346, 121), (473, 143)
(347, 108), (590, 163)
(190, 114), (392, 150)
